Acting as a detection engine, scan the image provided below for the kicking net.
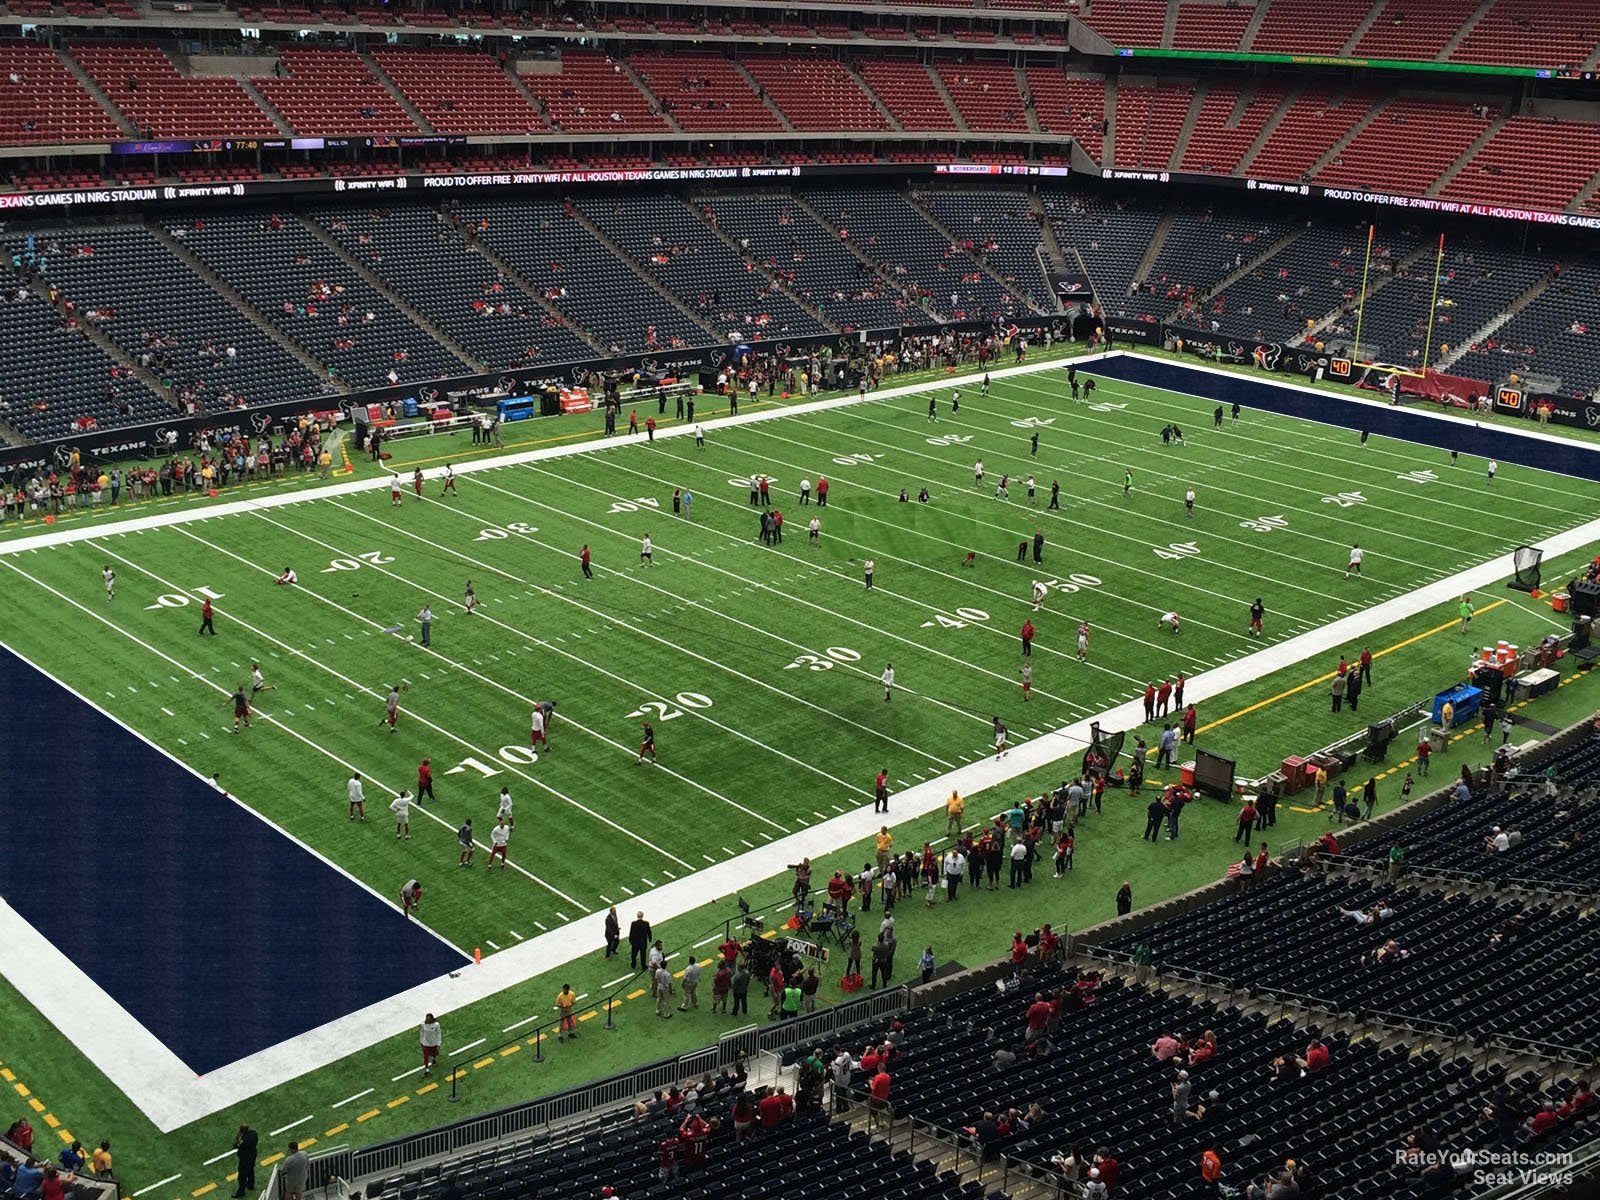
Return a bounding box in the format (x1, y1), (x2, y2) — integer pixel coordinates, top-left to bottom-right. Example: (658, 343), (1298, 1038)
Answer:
(1509, 546), (1542, 593)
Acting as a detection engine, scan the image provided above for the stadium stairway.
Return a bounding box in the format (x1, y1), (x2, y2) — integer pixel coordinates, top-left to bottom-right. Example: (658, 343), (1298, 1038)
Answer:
(1010, 63), (1042, 136)
(1026, 190), (1069, 272)
(358, 47), (436, 136)
(731, 57), (797, 132)
(1303, 93), (1392, 178)
(1102, 75), (1118, 165)
(927, 67), (970, 135)
(1237, 0), (1273, 50)
(1297, 239), (1437, 349)
(902, 191), (1046, 315)
(1338, 0), (1389, 55)
(1438, 0), (1498, 60)
(685, 200), (841, 331)
(1572, 164), (1600, 214)
(298, 214), (478, 370)
(143, 219), (344, 390)
(1167, 78), (1209, 173)
(1425, 107), (1510, 197)
(56, 42), (138, 137)
(1160, 223), (1308, 323)
(1435, 268), (1557, 372)
(236, 74), (295, 137)
(463, 232), (610, 358)
(789, 191), (947, 321)
(1129, 211), (1178, 298)
(845, 59), (904, 133)
(1234, 82), (1305, 175)
(39, 274), (173, 403)
(563, 204), (726, 343)
(620, 57), (685, 134)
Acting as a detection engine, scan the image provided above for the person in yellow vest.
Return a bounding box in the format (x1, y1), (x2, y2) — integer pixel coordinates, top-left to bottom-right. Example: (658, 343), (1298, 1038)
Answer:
(945, 790), (965, 835)
(555, 983), (578, 1042)
(1441, 700), (1455, 731)
(875, 825), (893, 873)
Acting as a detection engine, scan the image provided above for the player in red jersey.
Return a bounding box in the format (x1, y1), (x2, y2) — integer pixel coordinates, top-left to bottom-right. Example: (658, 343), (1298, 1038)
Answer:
(636, 720), (657, 764)
(412, 467), (424, 497)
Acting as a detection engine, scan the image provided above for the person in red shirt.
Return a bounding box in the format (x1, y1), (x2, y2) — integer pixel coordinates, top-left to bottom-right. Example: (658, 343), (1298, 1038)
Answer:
(628, 409), (639, 435)
(718, 936), (741, 965)
(645, 415), (656, 442)
(417, 757), (433, 803)
(657, 1134), (679, 1181)
(758, 476), (770, 505)
(1254, 843), (1270, 877)
(1557, 1082), (1593, 1118)
(678, 1112), (710, 1168)
(1010, 931), (1029, 975)
(827, 871), (852, 909)
(1318, 830), (1340, 857)
(874, 769), (890, 814)
(1182, 704), (1197, 745)
(1143, 682), (1157, 722)
(1528, 1103), (1560, 1135)
(757, 1086), (793, 1128)
(1039, 924), (1062, 962)
(1094, 1149), (1120, 1195)
(198, 595), (216, 636)
(579, 543), (593, 580)
(1234, 800), (1257, 845)
(1359, 646), (1373, 686)
(868, 1068), (891, 1131)
(1156, 678), (1173, 717)
(816, 476), (829, 506)
(1025, 992), (1052, 1043)
(1020, 618), (1034, 657)
(1303, 1038), (1329, 1072)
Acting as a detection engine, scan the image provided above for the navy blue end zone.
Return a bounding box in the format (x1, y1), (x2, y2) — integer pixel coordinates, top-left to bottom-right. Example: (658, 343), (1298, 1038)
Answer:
(1092, 356), (1600, 484)
(0, 643), (468, 1076)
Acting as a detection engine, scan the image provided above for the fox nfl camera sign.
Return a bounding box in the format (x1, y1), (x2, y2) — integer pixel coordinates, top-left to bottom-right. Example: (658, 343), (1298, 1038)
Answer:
(784, 936), (831, 964)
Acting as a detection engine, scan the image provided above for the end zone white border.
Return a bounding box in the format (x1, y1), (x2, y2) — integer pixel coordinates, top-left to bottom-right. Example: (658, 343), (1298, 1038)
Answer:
(6, 349), (1600, 1133)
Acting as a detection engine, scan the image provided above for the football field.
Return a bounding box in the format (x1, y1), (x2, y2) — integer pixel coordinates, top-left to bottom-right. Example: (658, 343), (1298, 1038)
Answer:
(5, 352), (1600, 1181)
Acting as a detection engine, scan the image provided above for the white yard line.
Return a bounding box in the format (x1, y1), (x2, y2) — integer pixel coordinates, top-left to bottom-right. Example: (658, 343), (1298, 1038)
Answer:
(6, 351), (1600, 1135)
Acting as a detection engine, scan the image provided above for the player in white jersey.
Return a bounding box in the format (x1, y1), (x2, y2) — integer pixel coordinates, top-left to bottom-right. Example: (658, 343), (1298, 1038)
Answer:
(440, 463), (457, 496)
(880, 662), (895, 702)
(488, 816), (511, 868)
(1345, 543), (1364, 579)
(530, 706), (547, 752)
(347, 772), (366, 821)
(390, 474), (402, 506)
(391, 790), (412, 839)
(1032, 580), (1047, 610)
(1076, 622), (1090, 662)
(464, 579), (478, 615)
(1158, 611), (1181, 634)
(497, 785), (515, 828)
(103, 566), (116, 601)
(250, 662), (275, 694)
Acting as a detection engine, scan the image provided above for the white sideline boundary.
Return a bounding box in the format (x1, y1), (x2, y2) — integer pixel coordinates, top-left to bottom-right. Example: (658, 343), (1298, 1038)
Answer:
(5, 349), (1600, 1134)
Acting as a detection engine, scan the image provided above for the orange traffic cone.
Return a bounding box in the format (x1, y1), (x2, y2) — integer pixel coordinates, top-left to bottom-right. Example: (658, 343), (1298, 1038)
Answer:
(473, 947), (482, 965)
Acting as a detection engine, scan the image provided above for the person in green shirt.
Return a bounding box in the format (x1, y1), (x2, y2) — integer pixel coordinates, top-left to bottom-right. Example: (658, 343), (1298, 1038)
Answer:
(1386, 844), (1405, 884)
(1123, 467), (1134, 497)
(1458, 595), (1475, 633)
(1133, 941), (1152, 985)
(781, 983), (804, 1020)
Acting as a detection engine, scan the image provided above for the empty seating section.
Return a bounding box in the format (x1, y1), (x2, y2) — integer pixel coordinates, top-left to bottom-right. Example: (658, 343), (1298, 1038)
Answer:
(1450, 258), (1600, 395)
(519, 51), (667, 135)
(934, 61), (1025, 133)
(1246, 86), (1375, 182)
(859, 61), (958, 131)
(1114, 82), (1193, 169)
(1043, 189), (1163, 305)
(1179, 81), (1289, 173)
(744, 56), (886, 132)
(309, 206), (593, 369)
(879, 965), (1594, 1197)
(455, 196), (710, 352)
(697, 192), (913, 330)
(1103, 871), (1600, 1046)
(71, 42), (277, 138)
(1343, 737), (1600, 886)
(255, 47), (418, 136)
(1315, 99), (1492, 198)
(45, 226), (322, 410)
(1439, 117), (1600, 214)
(370, 48), (542, 135)
(1451, 0), (1600, 68)
(1328, 243), (1546, 365)
(1211, 221), (1420, 341)
(376, 1083), (1006, 1200)
(808, 187), (1023, 319)
(915, 187), (1050, 306)
(630, 52), (781, 133)
(0, 39), (122, 144)
(1352, 0), (1465, 60)
(179, 213), (469, 388)
(1077, 0), (1168, 48)
(0, 276), (168, 441)
(1143, 210), (1291, 311)
(1172, 1), (1252, 52)
(577, 193), (824, 340)
(1249, 0), (1368, 54)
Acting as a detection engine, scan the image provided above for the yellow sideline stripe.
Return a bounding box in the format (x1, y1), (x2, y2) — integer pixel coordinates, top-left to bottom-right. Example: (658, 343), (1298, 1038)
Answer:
(1196, 599), (1509, 736)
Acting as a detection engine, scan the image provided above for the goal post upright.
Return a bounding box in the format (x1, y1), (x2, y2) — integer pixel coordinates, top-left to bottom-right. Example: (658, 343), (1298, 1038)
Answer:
(1351, 223), (1375, 367)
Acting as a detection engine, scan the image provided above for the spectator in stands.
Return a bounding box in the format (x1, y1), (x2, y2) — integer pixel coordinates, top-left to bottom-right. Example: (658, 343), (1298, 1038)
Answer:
(1151, 1031), (1182, 1061)
(1171, 1069), (1191, 1125)
(6, 1119), (34, 1153)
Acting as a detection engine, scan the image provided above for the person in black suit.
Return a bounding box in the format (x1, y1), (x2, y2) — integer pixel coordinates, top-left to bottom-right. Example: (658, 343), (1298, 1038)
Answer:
(628, 912), (652, 971)
(604, 907), (621, 959)
(232, 1125), (258, 1197)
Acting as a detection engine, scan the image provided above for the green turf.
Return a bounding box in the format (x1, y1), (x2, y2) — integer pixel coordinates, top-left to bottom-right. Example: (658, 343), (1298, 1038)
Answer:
(4, 364), (1600, 1197)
